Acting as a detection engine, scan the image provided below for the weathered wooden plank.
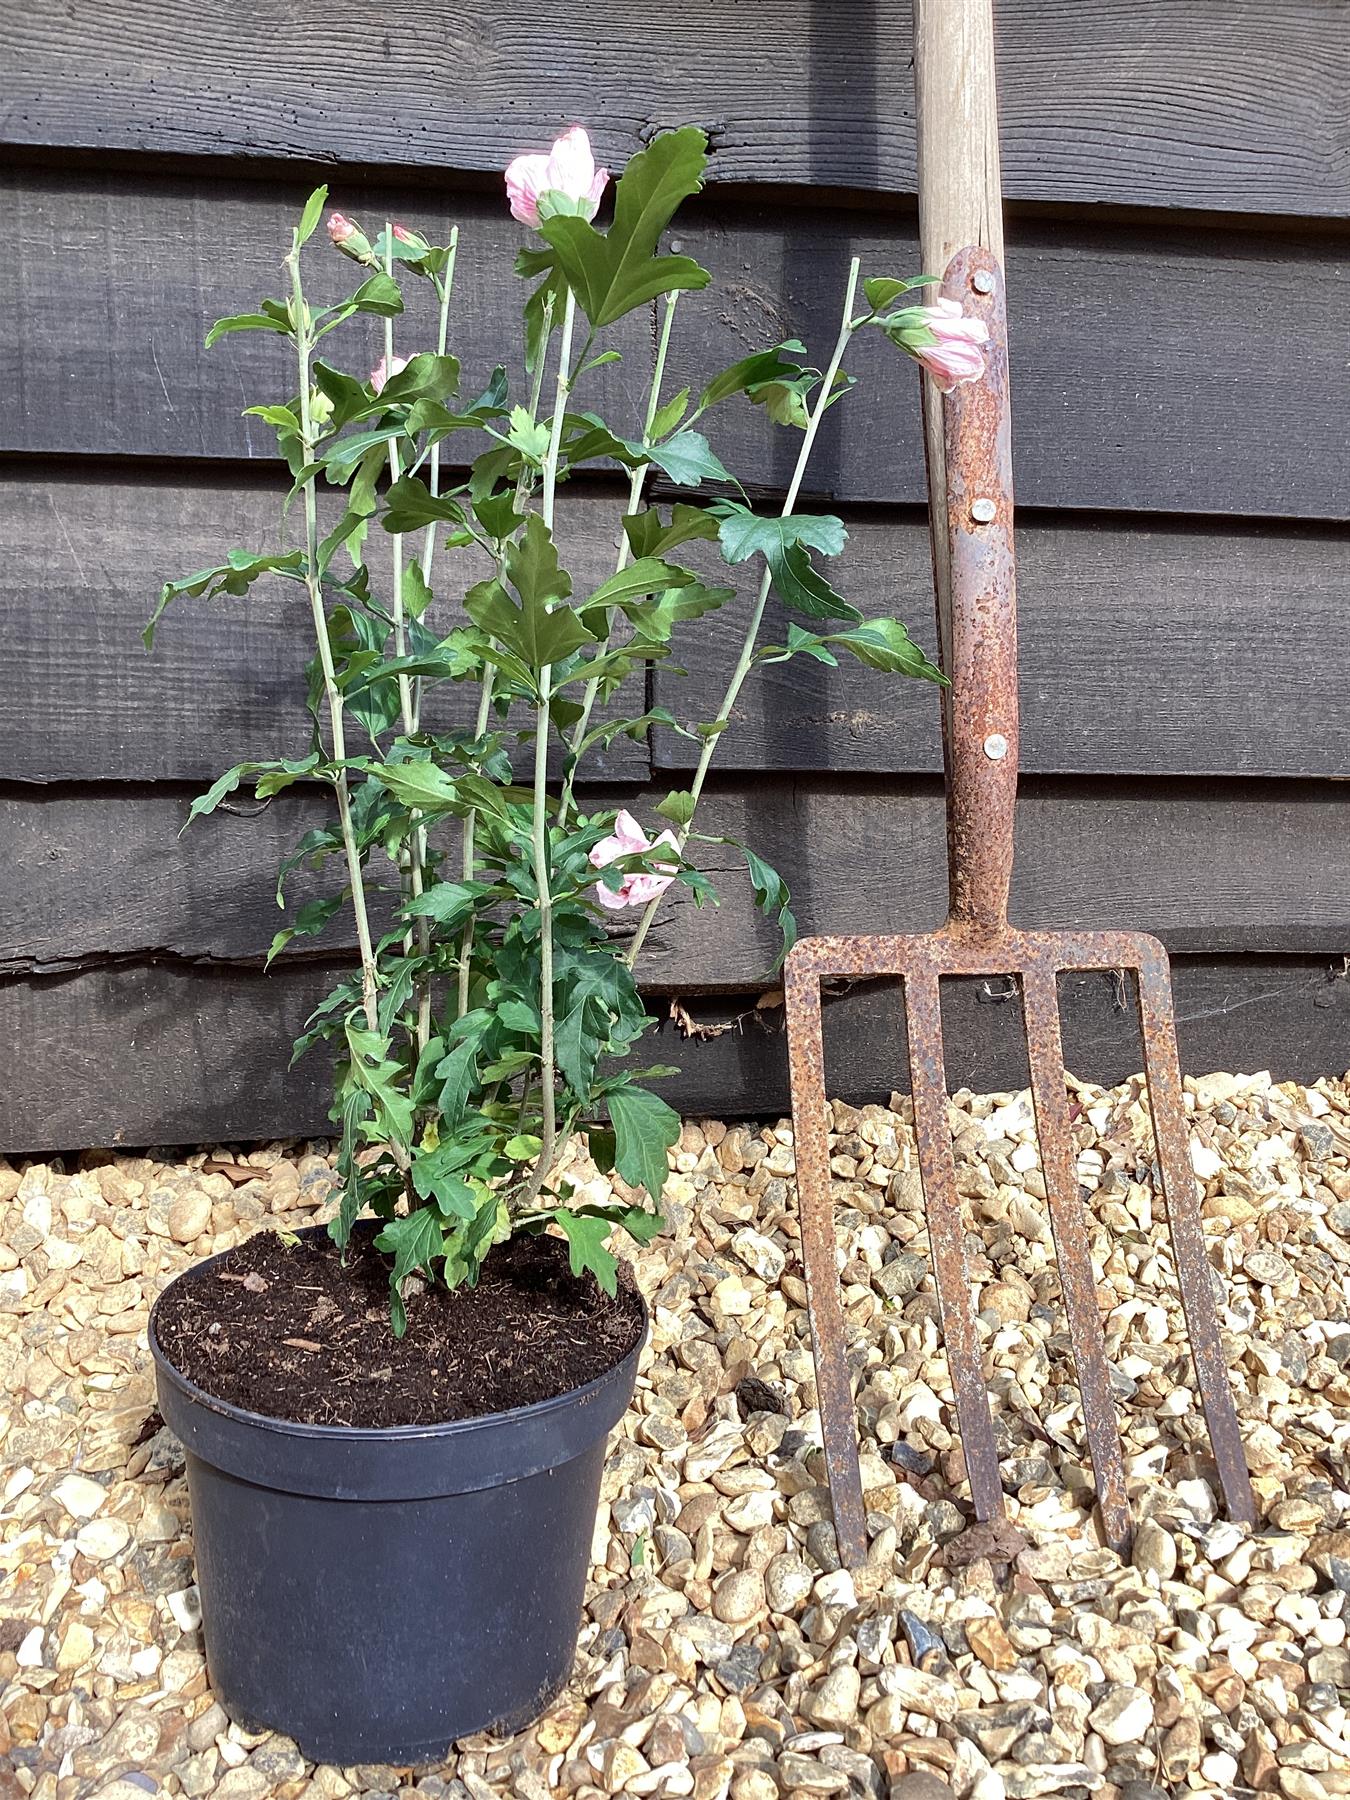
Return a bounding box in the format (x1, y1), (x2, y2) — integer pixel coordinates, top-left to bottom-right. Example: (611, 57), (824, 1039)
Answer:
(6, 777), (1348, 985)
(3, 954), (1346, 1152)
(664, 201), (1350, 517)
(3, 2), (1347, 218)
(1, 168), (645, 463)
(0, 469), (648, 782)
(6, 169), (1350, 520)
(7, 469), (1347, 782)
(651, 511), (1350, 778)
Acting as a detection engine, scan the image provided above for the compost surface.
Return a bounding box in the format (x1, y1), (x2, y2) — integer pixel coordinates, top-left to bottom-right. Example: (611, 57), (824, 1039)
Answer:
(152, 1227), (644, 1427)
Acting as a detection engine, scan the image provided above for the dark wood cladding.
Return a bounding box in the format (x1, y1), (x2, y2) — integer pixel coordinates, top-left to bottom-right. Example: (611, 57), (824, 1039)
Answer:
(3, 956), (1346, 1154)
(2, 1), (1348, 1146)
(4, 2), (1348, 217)
(0, 471), (647, 784)
(6, 777), (1350, 988)
(5, 468), (1344, 784)
(650, 511), (1350, 779)
(8, 169), (1350, 520)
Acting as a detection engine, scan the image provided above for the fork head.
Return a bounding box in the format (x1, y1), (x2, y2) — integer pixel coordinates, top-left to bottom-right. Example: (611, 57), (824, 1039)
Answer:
(783, 927), (1256, 1567)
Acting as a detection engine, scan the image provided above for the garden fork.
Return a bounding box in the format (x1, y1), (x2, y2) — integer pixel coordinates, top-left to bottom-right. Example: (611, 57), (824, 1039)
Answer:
(783, 4), (1255, 1568)
(784, 243), (1256, 1564)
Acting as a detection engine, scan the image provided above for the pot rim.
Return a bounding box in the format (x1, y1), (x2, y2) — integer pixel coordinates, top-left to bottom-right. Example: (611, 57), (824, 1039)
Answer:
(148, 1226), (649, 1449)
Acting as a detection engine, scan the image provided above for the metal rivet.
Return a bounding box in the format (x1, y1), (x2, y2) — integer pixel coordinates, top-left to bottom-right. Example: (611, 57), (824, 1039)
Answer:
(970, 497), (997, 524)
(984, 733), (1009, 761)
(971, 270), (995, 295)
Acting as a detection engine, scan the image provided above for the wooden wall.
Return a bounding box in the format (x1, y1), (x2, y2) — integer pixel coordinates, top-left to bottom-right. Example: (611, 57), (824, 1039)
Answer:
(3, 2), (1349, 1149)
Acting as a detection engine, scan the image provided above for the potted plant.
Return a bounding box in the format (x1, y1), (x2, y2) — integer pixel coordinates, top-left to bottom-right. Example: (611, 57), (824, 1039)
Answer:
(143, 123), (982, 1764)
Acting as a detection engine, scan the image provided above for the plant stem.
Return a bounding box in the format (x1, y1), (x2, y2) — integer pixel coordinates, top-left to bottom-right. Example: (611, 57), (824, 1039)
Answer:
(519, 284), (578, 1207)
(624, 255), (862, 968)
(558, 290), (680, 829)
(382, 226), (432, 1056)
(285, 243), (381, 1034)
(418, 226), (460, 606)
(455, 291), (555, 1019)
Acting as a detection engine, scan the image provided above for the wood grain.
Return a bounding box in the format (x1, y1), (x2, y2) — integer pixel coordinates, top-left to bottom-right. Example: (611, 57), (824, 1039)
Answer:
(3, 2), (1347, 217)
(6, 777), (1348, 986)
(1, 168), (644, 463)
(6, 170), (1350, 519)
(7, 470), (1346, 784)
(650, 510), (1350, 779)
(4, 954), (1346, 1152)
(0, 469), (648, 782)
(663, 201), (1350, 518)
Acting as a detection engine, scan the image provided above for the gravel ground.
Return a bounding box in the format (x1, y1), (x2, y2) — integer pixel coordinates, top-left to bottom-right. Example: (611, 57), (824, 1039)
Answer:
(3, 1066), (1350, 1800)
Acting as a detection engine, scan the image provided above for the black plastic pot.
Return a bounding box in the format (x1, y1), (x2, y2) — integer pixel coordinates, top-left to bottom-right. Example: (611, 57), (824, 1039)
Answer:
(148, 1233), (646, 1766)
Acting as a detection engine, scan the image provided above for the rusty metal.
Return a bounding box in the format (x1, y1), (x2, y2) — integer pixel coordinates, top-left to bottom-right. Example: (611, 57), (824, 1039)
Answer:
(784, 246), (1257, 1569)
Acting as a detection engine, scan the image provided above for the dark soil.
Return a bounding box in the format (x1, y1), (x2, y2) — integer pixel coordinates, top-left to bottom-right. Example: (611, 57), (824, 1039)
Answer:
(152, 1227), (645, 1428)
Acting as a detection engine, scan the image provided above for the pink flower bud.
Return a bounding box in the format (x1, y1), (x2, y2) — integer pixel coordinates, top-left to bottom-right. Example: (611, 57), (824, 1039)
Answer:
(911, 297), (990, 393)
(327, 211), (376, 265)
(369, 354), (410, 396)
(391, 223), (427, 248)
(589, 810), (680, 911)
(505, 126), (610, 229)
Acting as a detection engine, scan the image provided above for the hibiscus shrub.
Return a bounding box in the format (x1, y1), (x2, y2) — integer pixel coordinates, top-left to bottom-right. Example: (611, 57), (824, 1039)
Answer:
(147, 126), (984, 1326)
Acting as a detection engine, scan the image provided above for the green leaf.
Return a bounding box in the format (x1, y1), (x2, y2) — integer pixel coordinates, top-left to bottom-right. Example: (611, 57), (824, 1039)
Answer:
(556, 992), (601, 1099)
(465, 520), (594, 672)
(655, 789), (696, 828)
(506, 512), (572, 609)
(474, 491), (524, 540)
(624, 579), (732, 645)
(716, 506), (846, 565)
(552, 1210), (619, 1297)
(585, 557), (694, 613)
(607, 1083), (680, 1205)
(297, 185), (329, 246)
(348, 272), (405, 317)
(205, 310), (292, 349)
(371, 760), (464, 814)
(381, 474), (468, 535)
(742, 844), (797, 966)
(824, 617), (945, 681)
(648, 388), (691, 439)
(714, 506), (858, 622)
(403, 880), (495, 929)
(144, 549), (306, 648)
(539, 127), (712, 327)
(184, 755), (320, 826)
(373, 352), (460, 407)
(243, 402), (301, 430)
(344, 1020), (415, 1149)
(696, 341), (808, 412)
(402, 562), (433, 620)
(623, 503), (719, 560)
(640, 430), (734, 489)
(374, 1209), (444, 1335)
(504, 404), (552, 464)
(433, 1040), (479, 1134)
(504, 1133), (542, 1161)
(266, 895), (343, 968)
(863, 274), (938, 312)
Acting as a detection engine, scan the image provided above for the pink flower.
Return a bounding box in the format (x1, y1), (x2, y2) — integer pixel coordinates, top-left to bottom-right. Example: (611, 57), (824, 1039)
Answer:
(589, 810), (679, 912)
(912, 297), (990, 392)
(369, 353), (410, 395)
(326, 211), (376, 265)
(505, 126), (609, 228)
(391, 223), (422, 245)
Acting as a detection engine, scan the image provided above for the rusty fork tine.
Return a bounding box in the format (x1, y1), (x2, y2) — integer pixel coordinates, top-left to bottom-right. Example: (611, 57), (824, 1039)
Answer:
(1135, 952), (1258, 1527)
(784, 958), (870, 1567)
(905, 968), (1005, 1524)
(1021, 964), (1132, 1553)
